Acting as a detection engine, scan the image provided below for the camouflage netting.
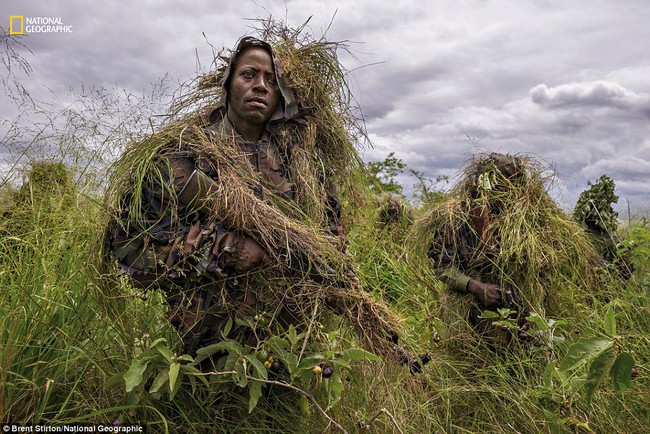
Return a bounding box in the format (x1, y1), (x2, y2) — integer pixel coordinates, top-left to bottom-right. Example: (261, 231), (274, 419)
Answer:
(103, 20), (407, 361)
(410, 152), (603, 323)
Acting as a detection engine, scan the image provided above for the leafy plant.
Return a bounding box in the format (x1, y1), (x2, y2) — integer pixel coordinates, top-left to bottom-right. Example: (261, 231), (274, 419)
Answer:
(117, 324), (379, 415)
(573, 175), (619, 234)
(367, 152), (407, 196)
(539, 304), (635, 405)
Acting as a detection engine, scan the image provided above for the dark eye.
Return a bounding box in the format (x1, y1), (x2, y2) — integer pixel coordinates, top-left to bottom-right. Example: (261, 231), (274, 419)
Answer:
(241, 70), (255, 79)
(266, 75), (278, 86)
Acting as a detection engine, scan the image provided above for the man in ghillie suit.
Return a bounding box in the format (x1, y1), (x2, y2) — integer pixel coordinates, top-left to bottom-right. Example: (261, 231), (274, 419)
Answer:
(412, 153), (602, 347)
(573, 175), (634, 279)
(105, 28), (419, 372)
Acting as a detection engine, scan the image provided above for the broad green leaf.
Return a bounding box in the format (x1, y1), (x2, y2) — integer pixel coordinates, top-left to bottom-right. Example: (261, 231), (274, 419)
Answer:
(169, 368), (182, 401)
(168, 362), (180, 393)
(223, 351), (239, 372)
(267, 335), (288, 348)
(222, 317), (233, 338)
(603, 305), (616, 337)
(583, 349), (614, 404)
(554, 367), (568, 386)
(235, 360), (248, 388)
(297, 354), (326, 369)
(245, 354), (268, 380)
(327, 372), (344, 410)
(610, 352), (634, 393)
(188, 374), (197, 394)
(149, 368), (169, 394)
(568, 377), (586, 393)
(542, 409), (556, 421)
(175, 354), (194, 363)
(124, 359), (149, 393)
(136, 348), (164, 362)
(302, 366), (317, 386)
(552, 336), (566, 345)
(543, 408), (563, 434)
(126, 389), (140, 406)
(495, 320), (518, 329)
(558, 337), (612, 372)
(155, 344), (174, 363)
(526, 313), (549, 330)
(543, 360), (556, 388)
(194, 340), (243, 364)
(340, 348), (380, 362)
(196, 340), (243, 356)
(248, 381), (263, 413)
(269, 340), (290, 358)
(181, 364), (209, 386)
(288, 324), (298, 347)
(547, 319), (568, 329)
(328, 358), (352, 370)
(497, 308), (516, 318)
(479, 310), (500, 319)
(149, 337), (166, 348)
(283, 352), (299, 375)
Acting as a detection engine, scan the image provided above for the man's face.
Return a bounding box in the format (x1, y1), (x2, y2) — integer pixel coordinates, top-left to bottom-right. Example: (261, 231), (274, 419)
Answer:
(226, 47), (281, 136)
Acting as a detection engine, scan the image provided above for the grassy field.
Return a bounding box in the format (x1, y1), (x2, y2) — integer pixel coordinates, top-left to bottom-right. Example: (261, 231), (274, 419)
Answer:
(0, 157), (648, 433)
(1, 19), (648, 432)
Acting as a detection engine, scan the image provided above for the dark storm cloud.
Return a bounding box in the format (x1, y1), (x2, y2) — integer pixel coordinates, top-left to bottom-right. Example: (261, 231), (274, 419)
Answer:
(2, 0), (649, 212)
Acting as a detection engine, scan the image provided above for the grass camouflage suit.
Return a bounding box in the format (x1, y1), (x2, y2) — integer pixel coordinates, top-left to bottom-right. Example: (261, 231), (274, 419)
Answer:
(108, 37), (345, 354)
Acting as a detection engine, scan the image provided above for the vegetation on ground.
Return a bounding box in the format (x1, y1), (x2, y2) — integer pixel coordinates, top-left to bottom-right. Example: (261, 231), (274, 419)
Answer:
(1, 20), (648, 433)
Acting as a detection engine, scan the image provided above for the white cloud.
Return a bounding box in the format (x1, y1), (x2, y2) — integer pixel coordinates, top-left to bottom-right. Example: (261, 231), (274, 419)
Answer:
(581, 156), (650, 181)
(530, 81), (648, 109)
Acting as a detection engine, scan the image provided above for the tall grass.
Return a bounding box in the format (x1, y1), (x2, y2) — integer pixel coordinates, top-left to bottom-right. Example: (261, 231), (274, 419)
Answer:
(1, 25), (648, 434)
(1, 153), (648, 433)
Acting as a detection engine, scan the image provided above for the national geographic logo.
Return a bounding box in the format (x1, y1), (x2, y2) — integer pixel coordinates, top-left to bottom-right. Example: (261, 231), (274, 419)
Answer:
(9, 16), (23, 34)
(9, 16), (73, 35)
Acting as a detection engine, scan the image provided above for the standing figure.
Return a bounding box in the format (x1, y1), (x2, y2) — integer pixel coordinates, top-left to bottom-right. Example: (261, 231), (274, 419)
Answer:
(106, 34), (416, 369)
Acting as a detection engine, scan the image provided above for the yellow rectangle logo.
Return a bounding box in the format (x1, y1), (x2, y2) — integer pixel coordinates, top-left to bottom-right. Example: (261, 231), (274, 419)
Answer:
(9, 16), (24, 35)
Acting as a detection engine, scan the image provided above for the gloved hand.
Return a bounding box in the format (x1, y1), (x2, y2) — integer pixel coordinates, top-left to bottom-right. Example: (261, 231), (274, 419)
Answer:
(467, 279), (502, 308)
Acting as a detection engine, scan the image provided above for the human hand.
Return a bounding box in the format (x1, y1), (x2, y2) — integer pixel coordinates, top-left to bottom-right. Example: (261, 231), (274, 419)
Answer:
(396, 348), (429, 375)
(233, 237), (271, 272)
(466, 279), (502, 308)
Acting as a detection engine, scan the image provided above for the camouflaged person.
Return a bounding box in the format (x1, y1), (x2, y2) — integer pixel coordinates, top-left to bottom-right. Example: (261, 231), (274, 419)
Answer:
(416, 151), (606, 351)
(108, 37), (346, 355)
(572, 175), (634, 280)
(426, 153), (533, 339)
(428, 154), (517, 303)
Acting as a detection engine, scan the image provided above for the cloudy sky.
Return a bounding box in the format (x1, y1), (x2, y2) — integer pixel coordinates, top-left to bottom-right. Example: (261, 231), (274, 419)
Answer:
(2, 0), (649, 214)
